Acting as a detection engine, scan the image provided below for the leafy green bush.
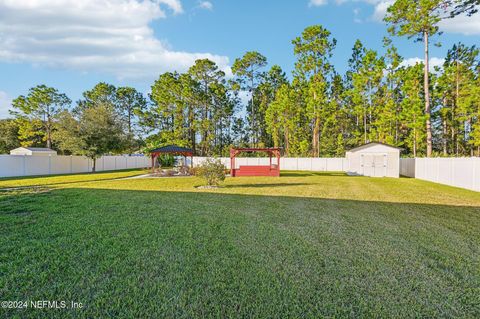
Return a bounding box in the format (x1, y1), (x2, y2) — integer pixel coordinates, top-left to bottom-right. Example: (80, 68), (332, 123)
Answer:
(158, 154), (175, 167)
(195, 158), (226, 186)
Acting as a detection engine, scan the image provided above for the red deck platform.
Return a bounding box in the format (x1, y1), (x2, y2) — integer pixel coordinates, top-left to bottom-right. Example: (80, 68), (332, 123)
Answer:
(230, 148), (281, 177)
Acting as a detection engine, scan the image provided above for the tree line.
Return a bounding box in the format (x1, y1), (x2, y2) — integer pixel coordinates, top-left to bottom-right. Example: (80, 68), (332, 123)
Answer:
(1, 0), (479, 159)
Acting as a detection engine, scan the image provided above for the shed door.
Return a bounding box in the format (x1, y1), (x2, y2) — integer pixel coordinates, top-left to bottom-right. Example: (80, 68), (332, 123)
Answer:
(361, 153), (387, 177)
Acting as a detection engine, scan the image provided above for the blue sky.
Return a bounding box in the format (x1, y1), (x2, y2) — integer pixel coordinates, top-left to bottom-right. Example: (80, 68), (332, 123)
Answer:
(0, 0), (479, 118)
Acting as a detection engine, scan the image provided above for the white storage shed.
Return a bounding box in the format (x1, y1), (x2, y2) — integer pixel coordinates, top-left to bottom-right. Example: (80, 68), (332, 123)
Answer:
(10, 147), (57, 156)
(346, 142), (401, 178)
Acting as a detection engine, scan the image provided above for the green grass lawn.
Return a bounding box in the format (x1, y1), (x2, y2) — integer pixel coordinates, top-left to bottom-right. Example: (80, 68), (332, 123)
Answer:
(1, 170), (479, 318)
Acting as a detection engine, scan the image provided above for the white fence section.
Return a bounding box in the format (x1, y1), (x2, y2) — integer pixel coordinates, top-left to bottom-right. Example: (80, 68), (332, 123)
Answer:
(400, 158), (416, 177)
(0, 155), (151, 178)
(191, 157), (348, 171)
(281, 158), (348, 171)
(413, 157), (480, 192)
(2, 154), (479, 192)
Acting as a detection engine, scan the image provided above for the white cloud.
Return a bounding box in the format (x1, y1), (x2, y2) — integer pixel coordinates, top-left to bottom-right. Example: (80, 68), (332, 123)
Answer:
(353, 8), (363, 23)
(400, 57), (445, 72)
(309, 0), (328, 7)
(367, 1), (480, 35)
(0, 91), (12, 119)
(198, 1), (213, 10)
(318, 0), (479, 35)
(321, 0), (394, 22)
(371, 0), (394, 21)
(439, 10), (480, 35)
(0, 0), (230, 79)
(158, 0), (184, 14)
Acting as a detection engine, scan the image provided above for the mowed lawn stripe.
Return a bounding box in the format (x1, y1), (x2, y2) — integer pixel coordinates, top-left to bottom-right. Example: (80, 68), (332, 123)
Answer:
(0, 171), (479, 318)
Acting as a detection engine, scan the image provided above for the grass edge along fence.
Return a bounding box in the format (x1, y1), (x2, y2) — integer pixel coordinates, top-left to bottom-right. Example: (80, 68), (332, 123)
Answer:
(0, 154), (150, 178)
(1, 155), (479, 193)
(401, 157), (480, 192)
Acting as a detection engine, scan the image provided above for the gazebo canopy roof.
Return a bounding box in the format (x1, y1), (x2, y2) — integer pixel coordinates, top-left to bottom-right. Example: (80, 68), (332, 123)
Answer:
(150, 145), (194, 156)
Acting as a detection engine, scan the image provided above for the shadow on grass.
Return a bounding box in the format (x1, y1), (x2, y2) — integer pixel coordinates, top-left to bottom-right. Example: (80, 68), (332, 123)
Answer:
(280, 171), (350, 177)
(224, 182), (313, 188)
(0, 169), (146, 189)
(1, 187), (479, 318)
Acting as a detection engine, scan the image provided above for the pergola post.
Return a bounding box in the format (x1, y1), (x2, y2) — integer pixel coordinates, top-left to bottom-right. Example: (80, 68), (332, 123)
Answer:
(276, 150), (280, 172)
(230, 150), (234, 177)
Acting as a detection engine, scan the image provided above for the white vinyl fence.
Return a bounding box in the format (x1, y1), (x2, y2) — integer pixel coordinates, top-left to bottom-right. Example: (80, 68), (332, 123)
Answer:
(191, 157), (348, 171)
(400, 158), (416, 177)
(401, 157), (480, 192)
(2, 153), (479, 192)
(0, 155), (151, 178)
(413, 157), (480, 192)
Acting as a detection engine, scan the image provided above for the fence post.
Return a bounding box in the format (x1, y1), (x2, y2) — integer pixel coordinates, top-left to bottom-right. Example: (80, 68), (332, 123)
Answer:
(23, 155), (26, 176)
(48, 154), (52, 175)
(70, 156), (73, 173)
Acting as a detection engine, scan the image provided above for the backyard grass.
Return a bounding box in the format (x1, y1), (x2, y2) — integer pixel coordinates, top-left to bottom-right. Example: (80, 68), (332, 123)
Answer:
(0, 170), (479, 318)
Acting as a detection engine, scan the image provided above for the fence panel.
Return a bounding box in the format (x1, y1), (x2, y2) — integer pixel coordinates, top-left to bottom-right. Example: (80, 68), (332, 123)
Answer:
(297, 158), (312, 171)
(126, 157), (137, 169)
(437, 158), (453, 185)
(411, 157), (480, 192)
(191, 157), (346, 172)
(25, 156), (50, 176)
(0, 155), (25, 177)
(4, 154), (478, 192)
(0, 155), (151, 178)
(474, 159), (480, 192)
(399, 158), (415, 177)
(281, 158), (297, 170)
(453, 158), (474, 190)
(50, 156), (72, 175)
(326, 158), (345, 171)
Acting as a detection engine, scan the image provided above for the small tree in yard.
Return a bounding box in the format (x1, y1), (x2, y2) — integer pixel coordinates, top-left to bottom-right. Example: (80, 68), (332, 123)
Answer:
(195, 158), (226, 187)
(53, 104), (127, 172)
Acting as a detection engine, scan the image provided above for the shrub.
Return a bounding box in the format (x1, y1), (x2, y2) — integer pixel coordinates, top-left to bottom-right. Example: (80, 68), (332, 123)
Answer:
(158, 154), (175, 167)
(195, 158), (226, 187)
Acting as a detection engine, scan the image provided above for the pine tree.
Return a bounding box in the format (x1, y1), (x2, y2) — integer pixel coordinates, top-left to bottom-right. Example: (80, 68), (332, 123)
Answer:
(292, 25), (336, 157)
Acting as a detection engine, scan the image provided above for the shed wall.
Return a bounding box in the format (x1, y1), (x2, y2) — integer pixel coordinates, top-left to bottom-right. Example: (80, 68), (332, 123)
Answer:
(347, 145), (400, 178)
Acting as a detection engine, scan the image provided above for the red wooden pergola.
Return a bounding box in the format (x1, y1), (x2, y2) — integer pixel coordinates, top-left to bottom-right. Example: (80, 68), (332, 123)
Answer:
(150, 145), (194, 172)
(230, 148), (281, 177)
